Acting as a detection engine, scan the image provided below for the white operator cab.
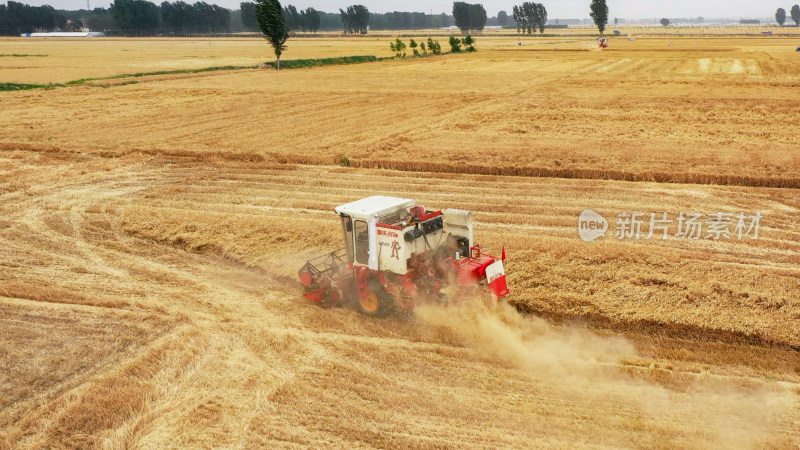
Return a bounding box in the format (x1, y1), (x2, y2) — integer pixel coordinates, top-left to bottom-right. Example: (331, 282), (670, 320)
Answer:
(335, 196), (415, 271)
(335, 196), (475, 274)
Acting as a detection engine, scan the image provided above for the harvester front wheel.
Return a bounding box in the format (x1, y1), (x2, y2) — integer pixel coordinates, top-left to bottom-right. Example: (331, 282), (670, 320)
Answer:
(355, 281), (394, 317)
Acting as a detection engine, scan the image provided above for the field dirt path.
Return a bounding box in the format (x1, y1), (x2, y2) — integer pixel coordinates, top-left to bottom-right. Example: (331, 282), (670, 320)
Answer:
(1, 151), (798, 448)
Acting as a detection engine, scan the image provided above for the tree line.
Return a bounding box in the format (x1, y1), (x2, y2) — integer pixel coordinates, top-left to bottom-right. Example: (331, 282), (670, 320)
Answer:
(512, 2), (547, 34)
(369, 12), (455, 30)
(3, 0), (620, 36)
(243, 3), (468, 33)
(107, 0), (232, 30)
(11, 0), (797, 37)
(241, 3), (321, 32)
(0, 1), (83, 33)
(339, 4), (368, 34)
(253, 0), (477, 69)
(160, 1), (230, 30)
(2, 0), (513, 34)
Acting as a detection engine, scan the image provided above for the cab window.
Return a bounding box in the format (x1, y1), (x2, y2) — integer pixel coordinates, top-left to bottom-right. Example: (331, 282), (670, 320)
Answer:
(354, 220), (369, 265)
(341, 216), (354, 263)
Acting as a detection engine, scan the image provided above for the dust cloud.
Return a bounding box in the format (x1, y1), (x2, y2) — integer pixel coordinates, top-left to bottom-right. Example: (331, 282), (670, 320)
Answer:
(414, 299), (798, 447)
(416, 299), (635, 380)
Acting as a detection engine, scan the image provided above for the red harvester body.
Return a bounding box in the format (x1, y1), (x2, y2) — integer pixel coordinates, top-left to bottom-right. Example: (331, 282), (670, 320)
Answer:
(298, 196), (509, 316)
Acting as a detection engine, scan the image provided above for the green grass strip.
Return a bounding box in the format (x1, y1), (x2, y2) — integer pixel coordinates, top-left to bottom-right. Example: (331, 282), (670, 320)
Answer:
(1, 55), (386, 92)
(0, 82), (64, 91)
(0, 53), (48, 57)
(64, 64), (261, 85)
(264, 55), (383, 69)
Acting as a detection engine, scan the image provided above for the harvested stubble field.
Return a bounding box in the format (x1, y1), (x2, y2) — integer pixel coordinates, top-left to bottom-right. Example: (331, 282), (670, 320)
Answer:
(1, 35), (799, 448)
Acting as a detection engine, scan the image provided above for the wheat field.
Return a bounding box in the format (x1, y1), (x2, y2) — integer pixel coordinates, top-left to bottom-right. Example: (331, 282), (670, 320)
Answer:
(3, 36), (800, 186)
(1, 34), (799, 448)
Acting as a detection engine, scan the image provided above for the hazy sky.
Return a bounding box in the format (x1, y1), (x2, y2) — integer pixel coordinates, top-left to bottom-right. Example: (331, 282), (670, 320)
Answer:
(29, 0), (785, 19)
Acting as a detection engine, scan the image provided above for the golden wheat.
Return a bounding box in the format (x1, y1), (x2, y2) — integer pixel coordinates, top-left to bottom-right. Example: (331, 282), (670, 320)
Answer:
(1, 36), (798, 187)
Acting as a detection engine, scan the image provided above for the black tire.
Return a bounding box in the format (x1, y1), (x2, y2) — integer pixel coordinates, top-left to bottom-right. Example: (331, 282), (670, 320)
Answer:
(354, 279), (394, 318)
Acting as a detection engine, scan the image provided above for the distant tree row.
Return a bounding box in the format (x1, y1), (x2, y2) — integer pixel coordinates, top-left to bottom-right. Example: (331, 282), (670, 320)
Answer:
(339, 4), (368, 34)
(250, 2), (364, 34)
(241, 2), (320, 32)
(512, 2), (547, 34)
(284, 5), (321, 32)
(108, 0), (160, 29)
(775, 5), (800, 26)
(0, 1), (80, 34)
(85, 0), (232, 30)
(452, 2), (486, 33)
(242, 3), (457, 32)
(160, 1), (230, 30)
(3, 0), (510, 35)
(497, 10), (509, 26)
(85, 8), (115, 30)
(370, 12), (453, 30)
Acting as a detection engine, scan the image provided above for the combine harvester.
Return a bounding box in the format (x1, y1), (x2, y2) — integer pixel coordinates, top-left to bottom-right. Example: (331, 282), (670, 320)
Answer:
(298, 196), (509, 316)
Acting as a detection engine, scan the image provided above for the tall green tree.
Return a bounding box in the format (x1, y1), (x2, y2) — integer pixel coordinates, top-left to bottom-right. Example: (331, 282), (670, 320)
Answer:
(497, 10), (508, 26)
(514, 3), (546, 34)
(660, 18), (670, 27)
(282, 4), (298, 31)
(775, 8), (786, 26)
(512, 5), (524, 33)
(353, 5), (369, 33)
(792, 5), (800, 26)
(304, 7), (320, 32)
(452, 2), (486, 34)
(522, 2), (534, 33)
(340, 5), (368, 34)
(533, 3), (546, 33)
(589, 0), (608, 34)
(255, 0), (288, 69)
(474, 4), (487, 32)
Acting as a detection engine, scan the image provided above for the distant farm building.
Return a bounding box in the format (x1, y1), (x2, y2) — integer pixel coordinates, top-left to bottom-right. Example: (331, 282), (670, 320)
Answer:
(548, 19), (583, 25)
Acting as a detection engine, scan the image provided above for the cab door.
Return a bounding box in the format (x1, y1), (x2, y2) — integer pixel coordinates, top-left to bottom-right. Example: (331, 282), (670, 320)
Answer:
(353, 220), (369, 265)
(341, 215), (355, 263)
